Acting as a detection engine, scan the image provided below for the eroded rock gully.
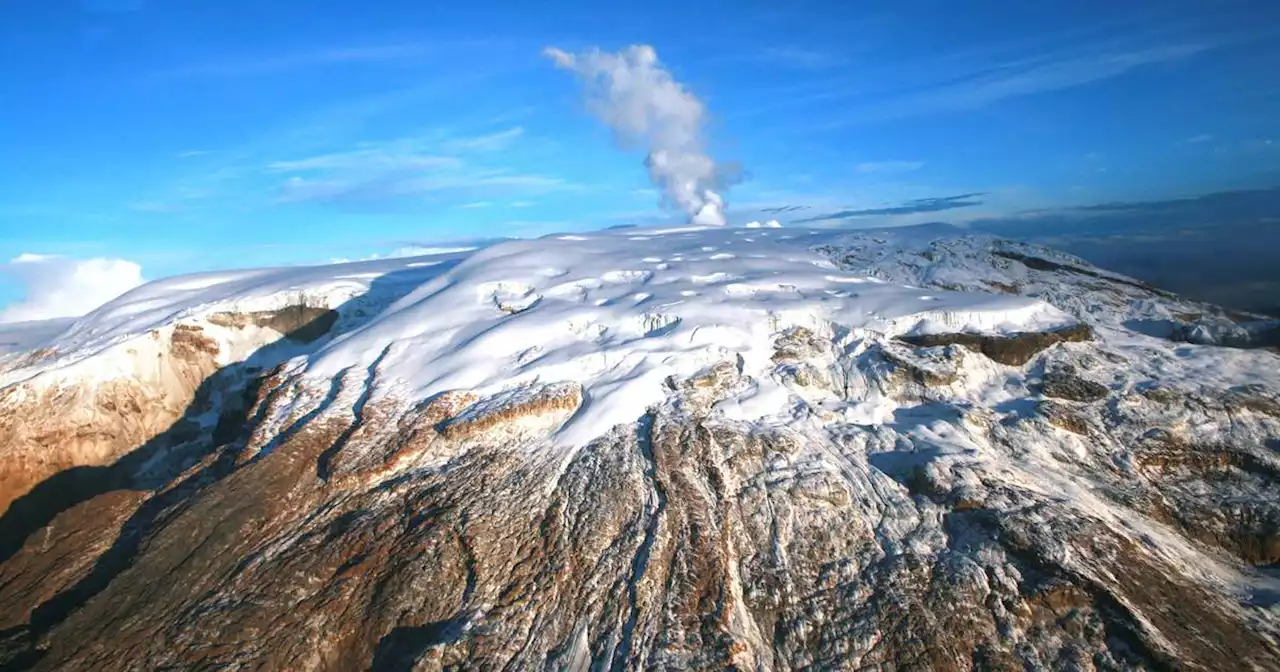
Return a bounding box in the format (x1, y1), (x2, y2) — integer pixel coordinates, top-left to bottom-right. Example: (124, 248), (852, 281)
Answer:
(0, 336), (1278, 670)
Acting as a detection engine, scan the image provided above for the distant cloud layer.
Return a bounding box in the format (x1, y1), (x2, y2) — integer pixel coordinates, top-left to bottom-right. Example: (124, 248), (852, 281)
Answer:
(0, 254), (145, 323)
(1065, 185), (1280, 216)
(968, 185), (1280, 314)
(796, 193), (986, 222)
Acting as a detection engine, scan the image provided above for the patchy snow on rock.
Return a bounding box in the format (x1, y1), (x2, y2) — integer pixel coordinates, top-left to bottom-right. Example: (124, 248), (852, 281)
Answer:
(12, 223), (1277, 458)
(286, 226), (1074, 446)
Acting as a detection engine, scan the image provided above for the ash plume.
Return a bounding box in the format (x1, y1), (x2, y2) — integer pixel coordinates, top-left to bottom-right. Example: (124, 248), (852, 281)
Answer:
(545, 44), (731, 226)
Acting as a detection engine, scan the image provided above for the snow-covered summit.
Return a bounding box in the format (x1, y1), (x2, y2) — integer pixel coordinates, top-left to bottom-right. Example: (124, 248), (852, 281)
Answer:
(305, 225), (1076, 445)
(4, 224), (1076, 447)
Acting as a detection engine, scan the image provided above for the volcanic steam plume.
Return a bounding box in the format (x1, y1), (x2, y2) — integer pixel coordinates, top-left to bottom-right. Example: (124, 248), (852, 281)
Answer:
(545, 44), (732, 226)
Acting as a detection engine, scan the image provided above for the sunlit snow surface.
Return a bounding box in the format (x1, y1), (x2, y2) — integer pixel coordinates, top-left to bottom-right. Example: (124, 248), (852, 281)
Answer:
(0, 318), (75, 355)
(1, 225), (1084, 446)
(312, 227), (1080, 444)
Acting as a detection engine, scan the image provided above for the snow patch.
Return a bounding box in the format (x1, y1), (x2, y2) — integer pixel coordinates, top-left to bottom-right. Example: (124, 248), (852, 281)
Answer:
(601, 270), (653, 284)
(691, 272), (740, 284)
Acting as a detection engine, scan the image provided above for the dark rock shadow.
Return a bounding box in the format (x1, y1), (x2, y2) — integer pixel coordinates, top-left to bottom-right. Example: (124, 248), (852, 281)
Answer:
(0, 260), (461, 670)
(1249, 587), (1280, 609)
(1122, 318), (1179, 340)
(993, 397), (1040, 419)
(868, 446), (947, 484)
(370, 618), (468, 671)
(886, 402), (965, 433)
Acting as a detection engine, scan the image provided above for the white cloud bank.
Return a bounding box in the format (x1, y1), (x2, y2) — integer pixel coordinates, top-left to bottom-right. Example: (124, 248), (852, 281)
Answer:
(545, 44), (732, 226)
(0, 253), (145, 324)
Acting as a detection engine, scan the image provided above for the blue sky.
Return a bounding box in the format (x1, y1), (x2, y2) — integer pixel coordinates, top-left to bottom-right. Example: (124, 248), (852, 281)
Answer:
(2, 0), (1279, 317)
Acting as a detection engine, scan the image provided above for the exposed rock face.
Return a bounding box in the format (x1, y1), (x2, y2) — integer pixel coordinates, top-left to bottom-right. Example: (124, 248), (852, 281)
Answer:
(877, 341), (966, 387)
(437, 382), (582, 440)
(1, 230), (1279, 671)
(207, 306), (339, 344)
(0, 326), (221, 516)
(896, 323), (1093, 366)
(0, 308), (338, 516)
(1040, 369), (1110, 402)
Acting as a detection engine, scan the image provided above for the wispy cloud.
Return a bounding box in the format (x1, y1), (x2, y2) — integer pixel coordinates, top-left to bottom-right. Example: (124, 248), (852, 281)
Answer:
(126, 185), (215, 215)
(885, 43), (1207, 121)
(789, 33), (1221, 127)
(268, 148), (460, 173)
(1185, 133), (1214, 144)
(855, 160), (925, 174)
(759, 205), (810, 214)
(443, 126), (524, 152)
(128, 201), (185, 214)
(275, 172), (579, 206)
(267, 128), (524, 173)
(263, 127), (574, 208)
(757, 46), (843, 69)
(156, 37), (540, 81)
(795, 193), (986, 222)
(161, 43), (437, 79)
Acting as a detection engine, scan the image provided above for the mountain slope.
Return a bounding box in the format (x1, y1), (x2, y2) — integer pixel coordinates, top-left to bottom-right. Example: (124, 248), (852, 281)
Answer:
(1, 225), (1278, 670)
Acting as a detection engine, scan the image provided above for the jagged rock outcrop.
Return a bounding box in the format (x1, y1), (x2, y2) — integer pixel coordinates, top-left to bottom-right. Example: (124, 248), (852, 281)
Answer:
(896, 323), (1093, 366)
(1040, 369), (1110, 402)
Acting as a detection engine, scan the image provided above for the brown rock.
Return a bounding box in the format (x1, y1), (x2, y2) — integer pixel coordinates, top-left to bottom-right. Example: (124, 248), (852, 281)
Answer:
(207, 306), (339, 343)
(897, 323), (1093, 366)
(438, 383), (582, 440)
(1040, 371), (1109, 402)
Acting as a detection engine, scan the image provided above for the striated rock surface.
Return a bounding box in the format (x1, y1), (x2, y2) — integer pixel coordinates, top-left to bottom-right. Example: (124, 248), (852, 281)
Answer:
(0, 225), (1278, 670)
